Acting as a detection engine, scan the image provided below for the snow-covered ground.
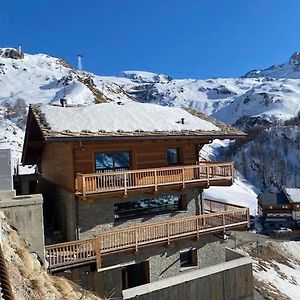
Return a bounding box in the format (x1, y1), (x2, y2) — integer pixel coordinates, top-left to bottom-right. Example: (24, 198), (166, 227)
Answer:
(203, 175), (258, 215)
(249, 241), (300, 300)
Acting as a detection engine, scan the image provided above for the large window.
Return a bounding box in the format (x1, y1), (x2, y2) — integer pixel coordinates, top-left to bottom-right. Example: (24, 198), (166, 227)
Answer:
(167, 148), (180, 165)
(114, 195), (184, 220)
(95, 151), (130, 172)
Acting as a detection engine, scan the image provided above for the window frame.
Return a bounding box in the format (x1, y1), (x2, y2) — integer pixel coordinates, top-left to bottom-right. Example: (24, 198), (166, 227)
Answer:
(94, 150), (131, 172)
(166, 147), (180, 166)
(114, 195), (185, 220)
(180, 248), (197, 269)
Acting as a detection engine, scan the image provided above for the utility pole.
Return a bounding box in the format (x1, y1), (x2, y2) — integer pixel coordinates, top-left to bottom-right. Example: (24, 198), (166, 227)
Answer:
(77, 54), (83, 72)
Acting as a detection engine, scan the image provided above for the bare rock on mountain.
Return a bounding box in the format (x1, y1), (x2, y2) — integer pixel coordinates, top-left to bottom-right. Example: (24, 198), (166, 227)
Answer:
(0, 48), (24, 59)
(289, 51), (300, 66)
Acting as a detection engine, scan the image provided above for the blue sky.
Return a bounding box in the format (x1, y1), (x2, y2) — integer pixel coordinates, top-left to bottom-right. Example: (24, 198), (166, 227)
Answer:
(1, 0), (300, 78)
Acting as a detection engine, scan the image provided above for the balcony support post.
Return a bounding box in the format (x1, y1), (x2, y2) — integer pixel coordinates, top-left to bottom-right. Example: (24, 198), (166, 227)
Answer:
(182, 168), (185, 189)
(124, 173), (128, 197)
(222, 213), (226, 237)
(167, 223), (170, 245)
(135, 228), (138, 253)
(95, 237), (102, 269)
(206, 165), (209, 187)
(196, 218), (199, 240)
(154, 170), (158, 192)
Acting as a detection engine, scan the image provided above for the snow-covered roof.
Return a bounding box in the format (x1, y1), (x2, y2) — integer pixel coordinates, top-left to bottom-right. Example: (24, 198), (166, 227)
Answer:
(30, 102), (244, 140)
(41, 102), (219, 133)
(283, 187), (300, 203)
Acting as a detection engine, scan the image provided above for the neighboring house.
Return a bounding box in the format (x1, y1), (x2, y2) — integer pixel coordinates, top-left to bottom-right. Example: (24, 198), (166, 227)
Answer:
(258, 186), (300, 221)
(22, 102), (253, 299)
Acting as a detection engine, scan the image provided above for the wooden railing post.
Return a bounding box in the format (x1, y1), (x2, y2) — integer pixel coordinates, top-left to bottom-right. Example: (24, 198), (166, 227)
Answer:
(182, 167), (185, 189)
(95, 237), (101, 270)
(246, 208), (250, 228)
(82, 175), (86, 197)
(154, 170), (158, 192)
(222, 212), (226, 236)
(124, 173), (127, 196)
(135, 228), (138, 252)
(167, 223), (170, 245)
(196, 217), (199, 240)
(206, 165), (209, 186)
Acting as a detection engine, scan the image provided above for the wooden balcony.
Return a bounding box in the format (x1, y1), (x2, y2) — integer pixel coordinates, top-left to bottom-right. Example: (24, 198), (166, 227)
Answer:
(76, 162), (234, 198)
(45, 199), (249, 272)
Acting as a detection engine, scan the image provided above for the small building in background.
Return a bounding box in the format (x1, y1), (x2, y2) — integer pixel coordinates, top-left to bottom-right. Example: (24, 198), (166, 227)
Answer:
(258, 186), (300, 229)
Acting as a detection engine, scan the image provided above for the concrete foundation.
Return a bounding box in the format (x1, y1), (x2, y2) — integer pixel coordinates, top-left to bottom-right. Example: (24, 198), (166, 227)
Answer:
(0, 192), (45, 263)
(123, 249), (253, 300)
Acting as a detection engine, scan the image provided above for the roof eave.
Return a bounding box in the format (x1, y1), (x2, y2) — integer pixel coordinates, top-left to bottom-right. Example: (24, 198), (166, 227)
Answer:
(44, 133), (247, 142)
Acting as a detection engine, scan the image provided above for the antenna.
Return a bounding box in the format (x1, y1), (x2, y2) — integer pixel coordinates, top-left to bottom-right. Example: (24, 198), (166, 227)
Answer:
(77, 54), (83, 71)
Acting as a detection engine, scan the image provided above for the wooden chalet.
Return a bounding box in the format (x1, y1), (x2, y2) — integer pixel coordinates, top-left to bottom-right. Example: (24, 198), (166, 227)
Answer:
(22, 102), (251, 297)
(22, 102), (245, 200)
(258, 186), (300, 220)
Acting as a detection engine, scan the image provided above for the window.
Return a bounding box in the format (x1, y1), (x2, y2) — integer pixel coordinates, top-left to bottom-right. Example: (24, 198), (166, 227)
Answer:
(167, 148), (180, 165)
(180, 249), (197, 268)
(95, 151), (130, 172)
(122, 261), (149, 290)
(114, 195), (184, 220)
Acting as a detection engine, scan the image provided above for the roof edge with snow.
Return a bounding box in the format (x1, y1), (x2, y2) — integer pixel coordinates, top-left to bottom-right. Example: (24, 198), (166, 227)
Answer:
(29, 103), (246, 140)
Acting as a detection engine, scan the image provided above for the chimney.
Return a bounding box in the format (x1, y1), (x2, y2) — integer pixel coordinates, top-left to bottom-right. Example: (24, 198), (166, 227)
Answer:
(181, 118), (185, 124)
(60, 98), (66, 107)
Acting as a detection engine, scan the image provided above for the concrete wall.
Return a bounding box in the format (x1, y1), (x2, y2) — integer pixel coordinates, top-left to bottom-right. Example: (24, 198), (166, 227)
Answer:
(0, 193), (45, 263)
(78, 188), (202, 239)
(123, 254), (253, 300)
(86, 235), (226, 298)
(38, 178), (76, 242)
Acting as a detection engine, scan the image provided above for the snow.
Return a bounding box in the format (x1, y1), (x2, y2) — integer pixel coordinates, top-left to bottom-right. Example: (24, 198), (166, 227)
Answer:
(253, 241), (300, 300)
(255, 260), (300, 300)
(40, 102), (221, 133)
(284, 187), (300, 203)
(118, 70), (171, 83)
(203, 172), (258, 215)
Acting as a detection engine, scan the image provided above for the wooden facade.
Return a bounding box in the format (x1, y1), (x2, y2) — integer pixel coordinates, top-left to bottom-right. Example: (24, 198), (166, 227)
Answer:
(39, 139), (207, 194)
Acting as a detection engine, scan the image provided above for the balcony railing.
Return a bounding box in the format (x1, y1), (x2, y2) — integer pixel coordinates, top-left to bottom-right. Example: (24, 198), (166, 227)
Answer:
(76, 162), (234, 197)
(45, 199), (249, 272)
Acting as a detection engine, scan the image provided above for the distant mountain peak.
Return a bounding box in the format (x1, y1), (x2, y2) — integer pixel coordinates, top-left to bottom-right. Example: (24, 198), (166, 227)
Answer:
(289, 52), (300, 66)
(118, 70), (172, 83)
(243, 52), (300, 79)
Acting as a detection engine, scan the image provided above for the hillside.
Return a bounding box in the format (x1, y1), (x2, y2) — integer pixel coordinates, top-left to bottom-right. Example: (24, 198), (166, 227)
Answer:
(1, 212), (100, 299)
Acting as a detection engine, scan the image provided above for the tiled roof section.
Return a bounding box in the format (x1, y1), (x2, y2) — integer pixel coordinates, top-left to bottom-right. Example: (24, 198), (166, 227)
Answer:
(30, 104), (246, 140)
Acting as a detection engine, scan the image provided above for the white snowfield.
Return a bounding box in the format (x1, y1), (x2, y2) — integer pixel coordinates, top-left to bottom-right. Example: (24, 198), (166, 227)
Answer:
(40, 102), (220, 133)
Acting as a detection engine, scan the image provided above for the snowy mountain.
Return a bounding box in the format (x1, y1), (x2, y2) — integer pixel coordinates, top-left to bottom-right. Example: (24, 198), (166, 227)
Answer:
(243, 51), (300, 79)
(2, 47), (300, 204)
